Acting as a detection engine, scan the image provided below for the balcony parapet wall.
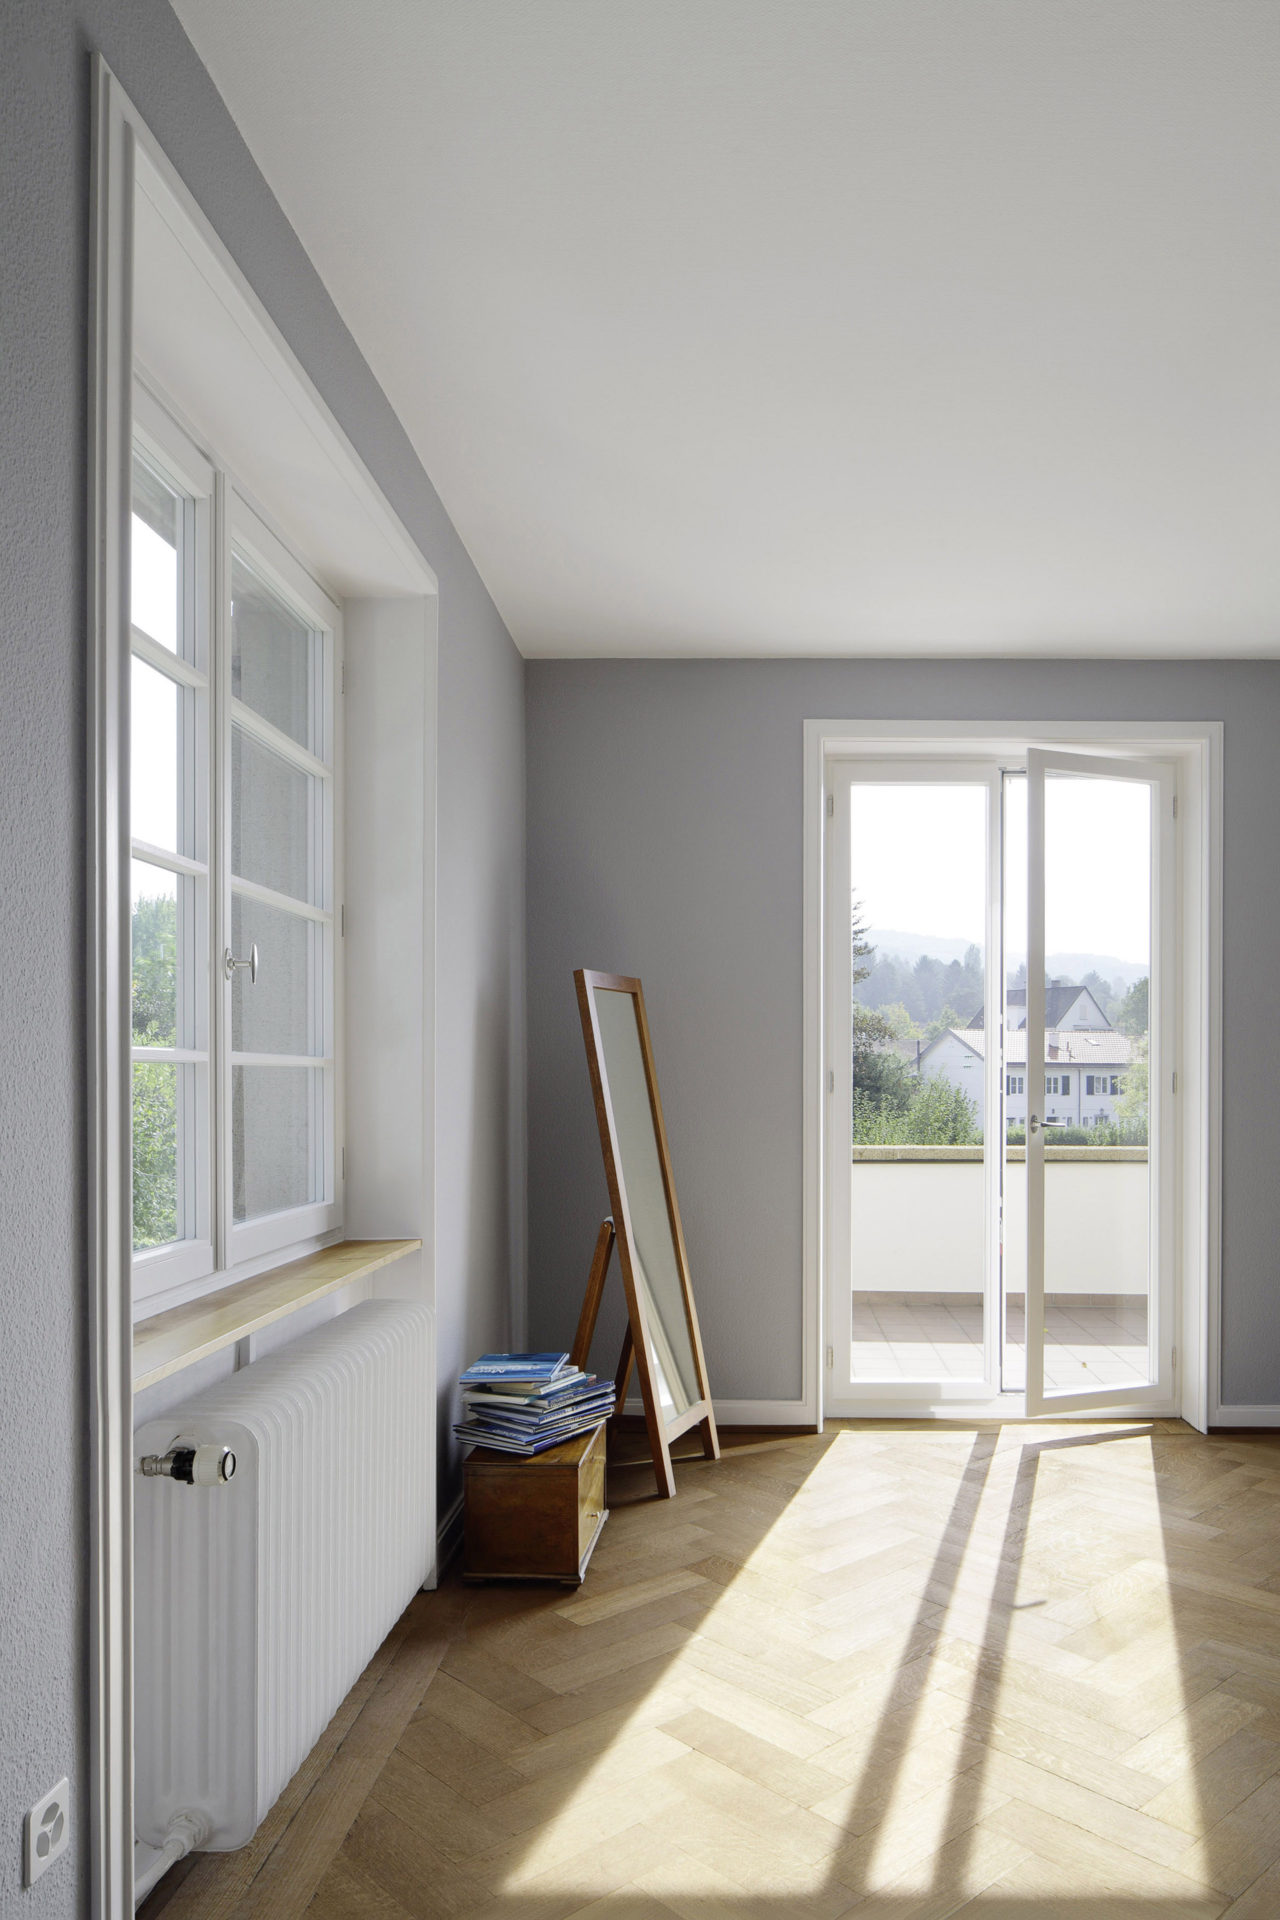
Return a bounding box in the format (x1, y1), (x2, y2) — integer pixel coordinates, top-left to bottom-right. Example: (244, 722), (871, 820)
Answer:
(852, 1145), (1147, 1164)
(849, 1147), (1149, 1297)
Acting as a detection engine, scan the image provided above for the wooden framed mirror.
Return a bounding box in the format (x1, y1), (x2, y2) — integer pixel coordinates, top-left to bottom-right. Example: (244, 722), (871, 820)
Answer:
(574, 969), (718, 1497)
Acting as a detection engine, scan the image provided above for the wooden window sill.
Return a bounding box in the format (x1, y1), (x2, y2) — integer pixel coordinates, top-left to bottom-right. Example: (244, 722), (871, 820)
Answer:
(132, 1238), (423, 1392)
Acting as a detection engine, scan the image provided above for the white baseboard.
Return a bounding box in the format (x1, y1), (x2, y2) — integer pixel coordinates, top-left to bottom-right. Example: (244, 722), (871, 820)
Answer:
(623, 1397), (816, 1428)
(714, 1398), (816, 1427)
(1212, 1405), (1280, 1428)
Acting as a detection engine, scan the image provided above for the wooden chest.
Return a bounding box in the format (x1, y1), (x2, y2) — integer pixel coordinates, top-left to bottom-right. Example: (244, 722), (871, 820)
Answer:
(462, 1421), (608, 1585)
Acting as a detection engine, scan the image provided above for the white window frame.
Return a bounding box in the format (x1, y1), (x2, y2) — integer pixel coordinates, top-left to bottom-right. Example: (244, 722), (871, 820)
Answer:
(89, 62), (439, 1920)
(129, 392), (346, 1310)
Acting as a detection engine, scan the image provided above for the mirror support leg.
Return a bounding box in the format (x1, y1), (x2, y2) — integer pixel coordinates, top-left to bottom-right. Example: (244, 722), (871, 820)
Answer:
(698, 1415), (720, 1460)
(613, 1326), (635, 1413)
(569, 1214), (679, 1499)
(570, 1218), (616, 1370)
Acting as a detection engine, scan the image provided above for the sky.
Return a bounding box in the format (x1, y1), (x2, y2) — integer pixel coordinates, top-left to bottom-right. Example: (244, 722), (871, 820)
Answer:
(131, 514), (182, 907)
(850, 776), (1151, 970)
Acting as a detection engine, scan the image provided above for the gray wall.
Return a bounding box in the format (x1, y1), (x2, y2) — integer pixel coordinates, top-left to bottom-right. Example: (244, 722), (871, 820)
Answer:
(1, 2), (524, 1910)
(525, 659), (1274, 1407)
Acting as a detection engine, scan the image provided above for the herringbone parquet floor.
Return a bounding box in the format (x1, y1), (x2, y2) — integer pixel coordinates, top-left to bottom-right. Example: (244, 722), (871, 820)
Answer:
(142, 1421), (1280, 1920)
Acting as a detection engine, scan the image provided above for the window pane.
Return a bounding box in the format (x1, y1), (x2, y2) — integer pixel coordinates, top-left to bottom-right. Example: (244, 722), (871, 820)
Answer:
(232, 554), (324, 755)
(231, 724), (321, 904)
(132, 861), (203, 1052)
(233, 1065), (324, 1222)
(1002, 772), (1154, 1396)
(131, 656), (183, 851)
(133, 1061), (179, 1250)
(231, 893), (324, 1058)
(1040, 773), (1153, 1395)
(131, 456), (180, 655)
(132, 863), (178, 1046)
(848, 783), (989, 1384)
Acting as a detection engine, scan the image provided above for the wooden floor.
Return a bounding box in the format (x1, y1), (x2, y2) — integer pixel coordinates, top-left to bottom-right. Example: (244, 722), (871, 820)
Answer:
(141, 1419), (1280, 1920)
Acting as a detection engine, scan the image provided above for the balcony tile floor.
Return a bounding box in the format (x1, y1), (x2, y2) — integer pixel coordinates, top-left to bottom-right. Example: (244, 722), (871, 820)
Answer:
(851, 1289), (1149, 1389)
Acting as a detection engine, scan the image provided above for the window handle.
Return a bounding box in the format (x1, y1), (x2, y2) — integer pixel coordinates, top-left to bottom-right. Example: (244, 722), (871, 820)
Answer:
(224, 943), (259, 985)
(1028, 1113), (1065, 1133)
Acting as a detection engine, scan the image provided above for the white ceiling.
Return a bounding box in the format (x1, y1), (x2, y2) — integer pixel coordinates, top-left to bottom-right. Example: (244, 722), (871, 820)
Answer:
(173, 1), (1280, 659)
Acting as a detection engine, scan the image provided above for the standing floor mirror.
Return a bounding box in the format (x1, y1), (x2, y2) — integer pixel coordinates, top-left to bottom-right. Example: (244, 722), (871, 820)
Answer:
(573, 970), (718, 1498)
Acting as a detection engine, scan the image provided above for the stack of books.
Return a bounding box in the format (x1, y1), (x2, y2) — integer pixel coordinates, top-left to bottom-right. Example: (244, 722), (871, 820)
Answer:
(454, 1351), (615, 1456)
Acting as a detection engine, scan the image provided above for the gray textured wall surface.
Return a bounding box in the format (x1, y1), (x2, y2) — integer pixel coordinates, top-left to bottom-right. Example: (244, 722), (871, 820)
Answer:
(525, 658), (1275, 1407)
(1, 2), (523, 1909)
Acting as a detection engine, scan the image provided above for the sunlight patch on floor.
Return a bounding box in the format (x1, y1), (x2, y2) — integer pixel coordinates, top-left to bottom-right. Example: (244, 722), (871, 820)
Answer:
(490, 1425), (1205, 1911)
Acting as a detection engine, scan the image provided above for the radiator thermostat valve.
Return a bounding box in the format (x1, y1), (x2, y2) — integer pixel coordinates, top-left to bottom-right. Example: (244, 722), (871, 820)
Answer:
(139, 1442), (236, 1486)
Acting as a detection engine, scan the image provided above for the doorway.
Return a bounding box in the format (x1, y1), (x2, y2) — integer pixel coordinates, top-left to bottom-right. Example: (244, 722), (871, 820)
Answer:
(812, 726), (1215, 1425)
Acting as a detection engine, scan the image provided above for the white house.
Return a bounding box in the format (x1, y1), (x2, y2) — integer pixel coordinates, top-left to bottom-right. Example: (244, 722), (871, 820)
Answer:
(966, 982), (1112, 1033)
(918, 1022), (1134, 1130)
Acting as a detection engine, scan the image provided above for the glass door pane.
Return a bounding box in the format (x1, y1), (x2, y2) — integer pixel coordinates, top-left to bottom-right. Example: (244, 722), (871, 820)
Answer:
(1025, 750), (1163, 1413)
(845, 779), (994, 1388)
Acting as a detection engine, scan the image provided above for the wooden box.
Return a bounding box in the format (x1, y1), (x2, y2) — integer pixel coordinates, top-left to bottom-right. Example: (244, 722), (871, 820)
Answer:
(463, 1421), (608, 1585)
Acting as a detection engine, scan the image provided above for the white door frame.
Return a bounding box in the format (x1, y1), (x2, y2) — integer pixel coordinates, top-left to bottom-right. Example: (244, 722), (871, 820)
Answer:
(803, 719), (1223, 1433)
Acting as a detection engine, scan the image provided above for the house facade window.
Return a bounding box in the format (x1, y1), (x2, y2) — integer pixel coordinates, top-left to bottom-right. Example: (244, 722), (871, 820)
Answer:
(130, 392), (343, 1309)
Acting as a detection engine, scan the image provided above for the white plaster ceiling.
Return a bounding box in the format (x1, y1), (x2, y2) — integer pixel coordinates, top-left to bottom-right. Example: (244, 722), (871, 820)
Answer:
(172, 1), (1280, 658)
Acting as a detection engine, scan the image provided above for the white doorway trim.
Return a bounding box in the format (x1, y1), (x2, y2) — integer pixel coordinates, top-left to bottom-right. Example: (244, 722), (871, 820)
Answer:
(803, 718), (1223, 1435)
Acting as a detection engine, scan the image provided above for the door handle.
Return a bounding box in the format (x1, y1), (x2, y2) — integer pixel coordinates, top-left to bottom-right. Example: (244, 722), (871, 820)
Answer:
(224, 943), (259, 985)
(1027, 1113), (1065, 1134)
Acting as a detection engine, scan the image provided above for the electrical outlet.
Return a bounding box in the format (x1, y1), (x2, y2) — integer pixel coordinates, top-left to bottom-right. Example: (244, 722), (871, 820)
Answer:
(23, 1778), (70, 1888)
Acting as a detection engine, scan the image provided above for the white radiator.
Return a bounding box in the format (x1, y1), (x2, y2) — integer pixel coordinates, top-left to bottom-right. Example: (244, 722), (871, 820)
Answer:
(134, 1299), (434, 1851)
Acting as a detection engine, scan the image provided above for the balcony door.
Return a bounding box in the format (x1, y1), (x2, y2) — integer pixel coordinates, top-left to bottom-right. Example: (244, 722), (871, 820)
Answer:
(1020, 749), (1175, 1416)
(823, 746), (1177, 1419)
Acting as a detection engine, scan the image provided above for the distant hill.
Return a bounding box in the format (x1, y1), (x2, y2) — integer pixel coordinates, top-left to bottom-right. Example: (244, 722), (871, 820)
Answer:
(1043, 951), (1148, 992)
(867, 929), (1147, 990)
(866, 929), (977, 967)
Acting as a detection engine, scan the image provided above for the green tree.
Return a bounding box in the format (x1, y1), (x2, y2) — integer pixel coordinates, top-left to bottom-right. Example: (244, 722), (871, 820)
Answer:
(851, 900), (897, 1079)
(1116, 975), (1149, 1037)
(876, 1001), (923, 1043)
(923, 1003), (967, 1044)
(850, 900), (918, 1122)
(1081, 969), (1120, 1022)
(1117, 1035), (1149, 1138)
(854, 1075), (982, 1146)
(132, 892), (179, 1248)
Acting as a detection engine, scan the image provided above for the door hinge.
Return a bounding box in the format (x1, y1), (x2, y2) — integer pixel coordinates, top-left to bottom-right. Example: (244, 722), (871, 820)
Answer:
(340, 1147), (346, 1180)
(340, 660), (346, 695)
(1171, 1070), (1177, 1094)
(828, 1069), (835, 1093)
(826, 792), (834, 818)
(826, 1345), (834, 1370)
(1172, 1344), (1178, 1372)
(340, 903), (346, 937)
(1172, 793), (1178, 820)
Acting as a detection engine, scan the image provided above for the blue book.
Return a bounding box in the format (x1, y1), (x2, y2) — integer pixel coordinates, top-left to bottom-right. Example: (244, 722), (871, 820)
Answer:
(459, 1350), (571, 1386)
(453, 1417), (605, 1457)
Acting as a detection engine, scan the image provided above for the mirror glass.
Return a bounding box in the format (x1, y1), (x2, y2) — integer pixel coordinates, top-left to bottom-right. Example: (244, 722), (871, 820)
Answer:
(592, 986), (700, 1417)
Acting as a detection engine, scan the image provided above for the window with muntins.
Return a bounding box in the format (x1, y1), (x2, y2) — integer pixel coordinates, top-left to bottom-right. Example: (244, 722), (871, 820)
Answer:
(130, 391), (343, 1310)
